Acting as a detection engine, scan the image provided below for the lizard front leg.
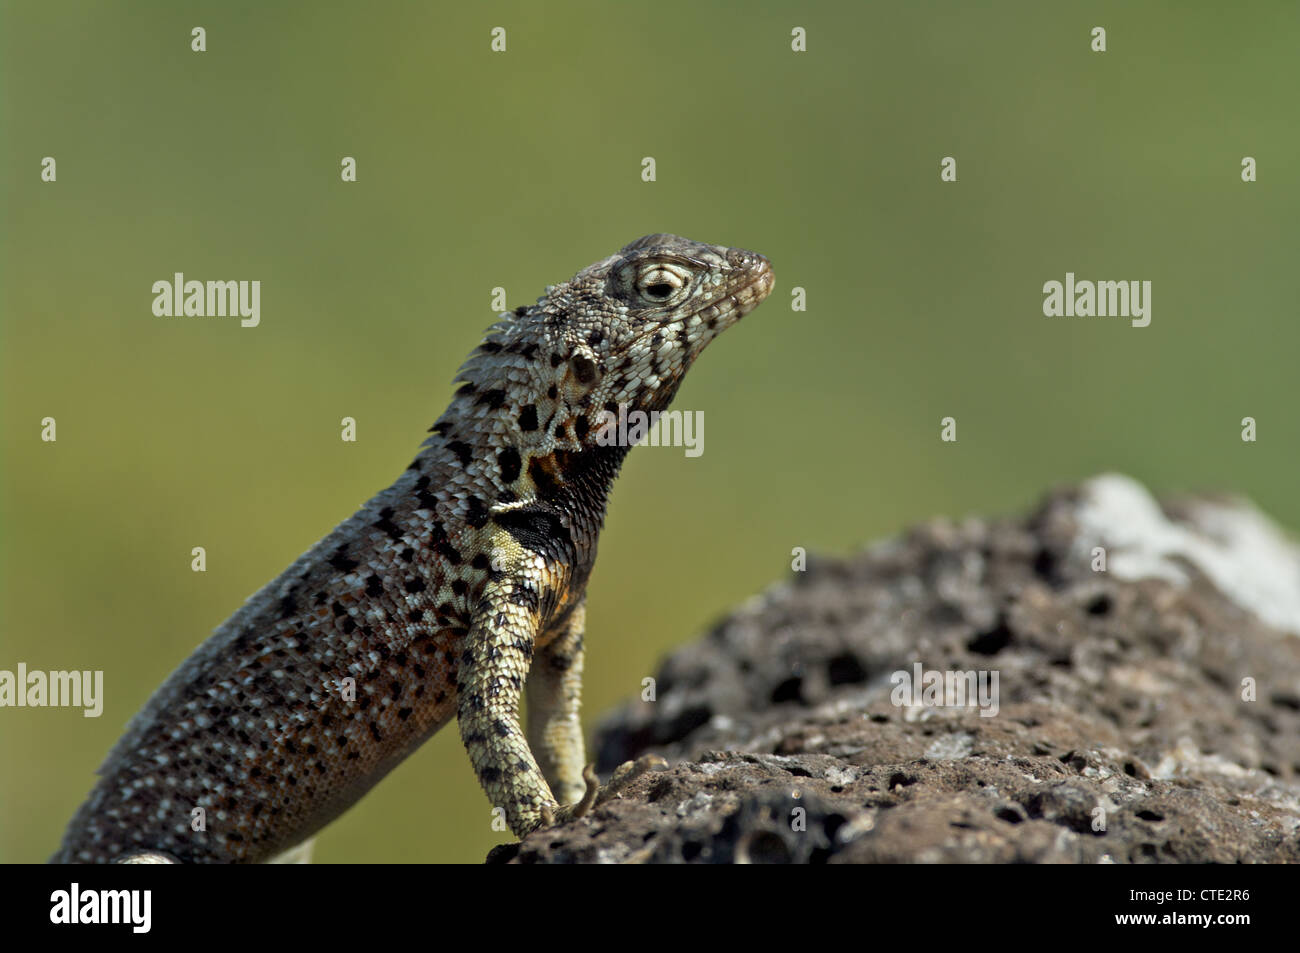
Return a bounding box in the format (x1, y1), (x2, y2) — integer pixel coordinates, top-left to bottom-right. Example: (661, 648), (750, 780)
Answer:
(458, 569), (551, 836)
(457, 556), (596, 836)
(527, 601), (670, 823)
(527, 602), (589, 805)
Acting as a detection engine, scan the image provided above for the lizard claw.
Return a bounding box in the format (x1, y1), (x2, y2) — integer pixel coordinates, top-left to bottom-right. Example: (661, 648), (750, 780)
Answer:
(538, 756), (668, 830)
(540, 764), (600, 828)
(572, 763), (602, 817)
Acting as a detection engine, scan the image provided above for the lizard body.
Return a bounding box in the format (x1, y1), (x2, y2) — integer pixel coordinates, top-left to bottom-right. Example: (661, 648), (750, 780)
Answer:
(53, 234), (772, 863)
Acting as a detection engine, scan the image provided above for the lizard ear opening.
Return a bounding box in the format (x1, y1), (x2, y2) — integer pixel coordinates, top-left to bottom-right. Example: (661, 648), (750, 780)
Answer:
(569, 353), (600, 386)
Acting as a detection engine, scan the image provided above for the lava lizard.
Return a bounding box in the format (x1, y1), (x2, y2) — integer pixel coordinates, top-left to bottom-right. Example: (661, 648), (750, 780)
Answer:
(53, 234), (774, 863)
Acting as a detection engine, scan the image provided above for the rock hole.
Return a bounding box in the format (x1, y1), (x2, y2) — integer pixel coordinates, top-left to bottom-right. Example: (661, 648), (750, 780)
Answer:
(771, 677), (804, 705)
(827, 652), (868, 686)
(1032, 547), (1057, 583)
(1085, 594), (1113, 616)
(665, 704), (711, 742)
(968, 618), (1013, 655)
(738, 830), (791, 864)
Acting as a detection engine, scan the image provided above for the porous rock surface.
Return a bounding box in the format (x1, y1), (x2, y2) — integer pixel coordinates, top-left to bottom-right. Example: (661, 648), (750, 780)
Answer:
(488, 475), (1300, 864)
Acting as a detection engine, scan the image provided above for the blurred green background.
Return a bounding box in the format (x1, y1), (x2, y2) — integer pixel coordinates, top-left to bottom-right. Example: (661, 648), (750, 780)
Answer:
(3, 1), (1297, 863)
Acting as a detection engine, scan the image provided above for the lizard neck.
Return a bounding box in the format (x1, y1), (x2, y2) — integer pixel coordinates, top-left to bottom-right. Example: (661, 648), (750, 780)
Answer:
(529, 441), (631, 525)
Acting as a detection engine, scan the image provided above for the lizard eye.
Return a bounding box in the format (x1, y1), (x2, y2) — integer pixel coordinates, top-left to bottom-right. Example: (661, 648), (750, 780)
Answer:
(636, 266), (686, 303)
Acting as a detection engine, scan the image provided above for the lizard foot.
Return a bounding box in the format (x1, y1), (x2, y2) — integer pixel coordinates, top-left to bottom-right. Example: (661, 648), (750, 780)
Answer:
(537, 755), (669, 829)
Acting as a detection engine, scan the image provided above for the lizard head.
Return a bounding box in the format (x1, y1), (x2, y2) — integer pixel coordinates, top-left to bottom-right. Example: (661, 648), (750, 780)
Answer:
(426, 235), (772, 505)
(506, 233), (773, 421)
(567, 234), (775, 416)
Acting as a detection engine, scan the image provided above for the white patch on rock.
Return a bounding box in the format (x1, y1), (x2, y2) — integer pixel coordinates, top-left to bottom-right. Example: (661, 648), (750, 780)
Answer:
(925, 733), (974, 760)
(1151, 737), (1251, 781)
(1071, 474), (1300, 635)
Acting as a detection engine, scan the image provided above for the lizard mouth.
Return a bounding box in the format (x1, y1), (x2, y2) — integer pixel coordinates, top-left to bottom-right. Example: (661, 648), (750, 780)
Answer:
(692, 259), (774, 336)
(732, 260), (775, 318)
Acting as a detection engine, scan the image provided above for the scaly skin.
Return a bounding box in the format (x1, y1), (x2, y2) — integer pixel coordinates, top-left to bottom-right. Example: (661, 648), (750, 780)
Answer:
(53, 234), (773, 862)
